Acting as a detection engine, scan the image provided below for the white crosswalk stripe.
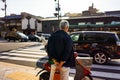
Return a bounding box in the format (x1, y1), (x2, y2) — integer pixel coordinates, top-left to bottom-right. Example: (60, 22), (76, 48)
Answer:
(92, 71), (120, 79)
(93, 64), (120, 71)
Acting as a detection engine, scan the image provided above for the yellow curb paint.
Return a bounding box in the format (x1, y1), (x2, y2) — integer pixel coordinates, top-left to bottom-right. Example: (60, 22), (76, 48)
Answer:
(6, 71), (39, 80)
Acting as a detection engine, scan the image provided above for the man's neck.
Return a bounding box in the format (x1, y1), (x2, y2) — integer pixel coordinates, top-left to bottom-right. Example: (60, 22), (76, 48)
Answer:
(62, 28), (68, 33)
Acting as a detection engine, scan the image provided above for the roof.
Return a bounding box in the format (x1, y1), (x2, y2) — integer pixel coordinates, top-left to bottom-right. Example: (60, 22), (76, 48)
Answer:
(42, 15), (120, 21)
(68, 15), (120, 20)
(5, 15), (22, 19)
(105, 10), (120, 14)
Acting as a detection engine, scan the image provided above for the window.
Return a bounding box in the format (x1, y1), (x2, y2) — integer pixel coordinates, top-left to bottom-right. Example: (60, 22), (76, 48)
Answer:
(84, 33), (96, 41)
(71, 34), (79, 41)
(95, 33), (107, 41)
(71, 33), (84, 42)
(96, 22), (104, 25)
(78, 22), (85, 25)
(83, 33), (106, 42)
(87, 22), (91, 25)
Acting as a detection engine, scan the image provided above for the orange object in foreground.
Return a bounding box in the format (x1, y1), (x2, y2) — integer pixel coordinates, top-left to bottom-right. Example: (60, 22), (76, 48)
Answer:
(54, 72), (60, 80)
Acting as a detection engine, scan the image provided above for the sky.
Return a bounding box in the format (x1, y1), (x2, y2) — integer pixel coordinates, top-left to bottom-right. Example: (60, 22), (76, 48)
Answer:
(0, 0), (120, 18)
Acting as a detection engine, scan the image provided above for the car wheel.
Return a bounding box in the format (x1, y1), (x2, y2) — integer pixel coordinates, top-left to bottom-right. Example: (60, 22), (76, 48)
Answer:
(21, 39), (24, 42)
(6, 38), (10, 42)
(13, 39), (16, 42)
(93, 51), (108, 64)
(18, 39), (22, 42)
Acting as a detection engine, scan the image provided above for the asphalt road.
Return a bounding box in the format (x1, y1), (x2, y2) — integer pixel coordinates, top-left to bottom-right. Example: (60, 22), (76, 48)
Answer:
(0, 41), (40, 52)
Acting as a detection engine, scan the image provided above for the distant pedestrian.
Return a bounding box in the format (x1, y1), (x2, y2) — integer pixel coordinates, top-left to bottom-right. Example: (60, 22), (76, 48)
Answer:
(47, 20), (75, 80)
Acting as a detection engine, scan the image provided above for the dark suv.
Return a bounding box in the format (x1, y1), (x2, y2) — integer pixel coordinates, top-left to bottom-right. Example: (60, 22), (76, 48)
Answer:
(70, 31), (120, 64)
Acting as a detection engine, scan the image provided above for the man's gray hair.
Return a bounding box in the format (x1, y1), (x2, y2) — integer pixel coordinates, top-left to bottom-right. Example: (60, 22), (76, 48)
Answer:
(59, 20), (69, 29)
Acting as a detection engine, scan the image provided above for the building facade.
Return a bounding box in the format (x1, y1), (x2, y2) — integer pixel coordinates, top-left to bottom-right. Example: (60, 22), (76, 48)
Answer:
(42, 15), (120, 33)
(0, 12), (43, 37)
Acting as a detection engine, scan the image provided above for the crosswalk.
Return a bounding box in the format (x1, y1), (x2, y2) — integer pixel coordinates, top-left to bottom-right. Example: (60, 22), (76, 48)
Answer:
(0, 45), (120, 80)
(91, 64), (120, 80)
(0, 45), (48, 67)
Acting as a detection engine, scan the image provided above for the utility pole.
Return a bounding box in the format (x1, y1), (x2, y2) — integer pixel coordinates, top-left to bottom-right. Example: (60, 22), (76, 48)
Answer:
(54, 0), (61, 21)
(3, 0), (7, 18)
(1, 0), (7, 17)
(1, 0), (7, 38)
(1, 0), (7, 31)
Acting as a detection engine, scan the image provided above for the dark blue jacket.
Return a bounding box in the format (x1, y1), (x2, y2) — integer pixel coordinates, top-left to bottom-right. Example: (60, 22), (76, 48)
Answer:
(47, 30), (75, 67)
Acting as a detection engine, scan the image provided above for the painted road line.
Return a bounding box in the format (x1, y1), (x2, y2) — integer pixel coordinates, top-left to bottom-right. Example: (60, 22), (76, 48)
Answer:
(93, 64), (120, 70)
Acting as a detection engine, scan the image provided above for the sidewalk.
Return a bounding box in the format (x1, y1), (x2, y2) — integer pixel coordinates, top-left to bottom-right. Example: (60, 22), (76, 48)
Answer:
(0, 62), (40, 80)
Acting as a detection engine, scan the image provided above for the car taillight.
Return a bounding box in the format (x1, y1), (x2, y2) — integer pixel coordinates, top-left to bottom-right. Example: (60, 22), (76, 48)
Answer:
(117, 52), (120, 55)
(116, 46), (120, 55)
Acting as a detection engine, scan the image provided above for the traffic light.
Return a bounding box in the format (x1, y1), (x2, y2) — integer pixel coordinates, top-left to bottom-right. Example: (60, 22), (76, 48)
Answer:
(55, 7), (60, 11)
(2, 0), (6, 2)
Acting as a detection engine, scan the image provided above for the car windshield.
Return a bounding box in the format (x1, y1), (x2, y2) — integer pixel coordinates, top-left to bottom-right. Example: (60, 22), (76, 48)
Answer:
(17, 32), (27, 37)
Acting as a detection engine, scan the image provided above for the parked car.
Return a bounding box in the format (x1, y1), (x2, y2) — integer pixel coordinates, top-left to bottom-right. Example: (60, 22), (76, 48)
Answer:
(70, 31), (120, 64)
(41, 33), (51, 40)
(5, 31), (29, 42)
(28, 34), (42, 42)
